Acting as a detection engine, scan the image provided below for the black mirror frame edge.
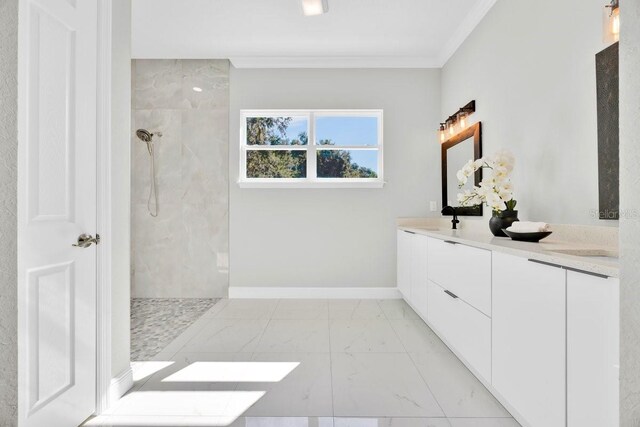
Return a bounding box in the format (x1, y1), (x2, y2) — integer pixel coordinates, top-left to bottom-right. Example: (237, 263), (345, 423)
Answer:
(441, 122), (483, 217)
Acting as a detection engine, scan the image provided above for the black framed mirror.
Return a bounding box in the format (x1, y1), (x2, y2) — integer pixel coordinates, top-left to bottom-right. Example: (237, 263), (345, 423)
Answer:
(441, 122), (483, 216)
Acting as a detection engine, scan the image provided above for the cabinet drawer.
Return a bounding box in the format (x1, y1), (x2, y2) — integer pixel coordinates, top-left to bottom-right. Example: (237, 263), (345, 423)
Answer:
(427, 280), (491, 381)
(427, 237), (492, 316)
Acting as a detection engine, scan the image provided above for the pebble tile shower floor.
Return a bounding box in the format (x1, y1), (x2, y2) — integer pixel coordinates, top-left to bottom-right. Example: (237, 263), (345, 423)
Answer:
(130, 298), (219, 361)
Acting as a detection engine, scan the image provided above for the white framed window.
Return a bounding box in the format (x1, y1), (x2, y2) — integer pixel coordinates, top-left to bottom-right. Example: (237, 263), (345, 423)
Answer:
(239, 109), (384, 188)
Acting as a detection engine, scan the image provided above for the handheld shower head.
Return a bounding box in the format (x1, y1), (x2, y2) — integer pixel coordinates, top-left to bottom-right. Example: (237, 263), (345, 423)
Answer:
(136, 129), (154, 142)
(136, 129), (162, 154)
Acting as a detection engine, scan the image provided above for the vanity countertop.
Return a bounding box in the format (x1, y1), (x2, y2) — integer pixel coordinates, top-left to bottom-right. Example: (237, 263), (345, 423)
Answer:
(398, 224), (619, 279)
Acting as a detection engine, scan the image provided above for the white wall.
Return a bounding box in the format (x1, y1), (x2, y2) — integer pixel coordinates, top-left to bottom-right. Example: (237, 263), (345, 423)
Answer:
(0, 0), (19, 422)
(441, 0), (613, 225)
(111, 0), (132, 380)
(229, 68), (441, 289)
(619, 0), (640, 424)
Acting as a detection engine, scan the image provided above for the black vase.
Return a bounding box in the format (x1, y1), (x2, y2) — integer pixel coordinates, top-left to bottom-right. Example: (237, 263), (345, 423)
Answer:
(489, 210), (519, 237)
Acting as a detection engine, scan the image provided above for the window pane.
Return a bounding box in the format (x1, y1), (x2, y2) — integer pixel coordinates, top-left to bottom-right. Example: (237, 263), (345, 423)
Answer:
(246, 116), (308, 145)
(317, 149), (378, 178)
(246, 150), (307, 178)
(315, 116), (378, 147)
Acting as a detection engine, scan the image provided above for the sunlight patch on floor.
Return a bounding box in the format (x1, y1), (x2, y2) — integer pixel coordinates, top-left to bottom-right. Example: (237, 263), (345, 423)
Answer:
(162, 362), (300, 383)
(87, 391), (265, 426)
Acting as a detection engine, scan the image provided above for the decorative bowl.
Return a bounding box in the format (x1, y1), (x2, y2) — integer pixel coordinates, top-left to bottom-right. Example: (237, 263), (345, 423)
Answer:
(502, 229), (553, 243)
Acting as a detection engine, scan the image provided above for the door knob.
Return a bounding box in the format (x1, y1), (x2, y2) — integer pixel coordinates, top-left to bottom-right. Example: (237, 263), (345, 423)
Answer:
(72, 233), (100, 248)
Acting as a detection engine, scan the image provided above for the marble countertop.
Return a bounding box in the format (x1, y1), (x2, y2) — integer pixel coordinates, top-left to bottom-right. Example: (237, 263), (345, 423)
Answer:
(398, 224), (619, 279)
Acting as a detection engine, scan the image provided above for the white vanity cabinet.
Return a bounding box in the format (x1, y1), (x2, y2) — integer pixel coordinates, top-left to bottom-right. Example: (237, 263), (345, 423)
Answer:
(427, 280), (491, 380)
(396, 229), (620, 427)
(567, 271), (619, 427)
(397, 230), (412, 299)
(492, 252), (567, 427)
(396, 230), (429, 318)
(427, 237), (492, 316)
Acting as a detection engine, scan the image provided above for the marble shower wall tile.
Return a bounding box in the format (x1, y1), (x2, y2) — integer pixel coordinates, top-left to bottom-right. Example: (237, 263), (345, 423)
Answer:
(132, 59), (230, 298)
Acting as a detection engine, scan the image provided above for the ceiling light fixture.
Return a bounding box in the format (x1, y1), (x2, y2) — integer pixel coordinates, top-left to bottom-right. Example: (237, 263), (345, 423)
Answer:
(302, 0), (328, 16)
(192, 86), (203, 92)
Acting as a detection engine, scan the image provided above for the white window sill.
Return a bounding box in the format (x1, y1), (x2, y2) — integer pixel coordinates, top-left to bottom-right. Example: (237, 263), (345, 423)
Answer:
(238, 180), (385, 189)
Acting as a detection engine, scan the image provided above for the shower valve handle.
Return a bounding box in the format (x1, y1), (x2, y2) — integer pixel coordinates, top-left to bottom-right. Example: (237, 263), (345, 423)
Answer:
(72, 233), (100, 248)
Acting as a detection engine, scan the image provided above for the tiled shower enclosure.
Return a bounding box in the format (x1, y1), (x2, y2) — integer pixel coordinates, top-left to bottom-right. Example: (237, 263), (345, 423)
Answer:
(131, 59), (229, 298)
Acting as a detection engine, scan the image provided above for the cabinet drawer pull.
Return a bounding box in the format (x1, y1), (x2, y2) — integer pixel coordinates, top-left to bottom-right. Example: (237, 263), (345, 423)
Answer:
(528, 259), (563, 269)
(444, 240), (458, 245)
(563, 266), (609, 279)
(404, 230), (416, 234)
(444, 290), (459, 299)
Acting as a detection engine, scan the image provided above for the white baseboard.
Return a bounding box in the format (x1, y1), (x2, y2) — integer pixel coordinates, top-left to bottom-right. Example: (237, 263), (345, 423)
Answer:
(228, 286), (402, 299)
(109, 366), (133, 404)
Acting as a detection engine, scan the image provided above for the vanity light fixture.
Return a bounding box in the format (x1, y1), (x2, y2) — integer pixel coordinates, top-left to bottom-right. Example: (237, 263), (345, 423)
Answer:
(438, 100), (476, 143)
(605, 0), (620, 41)
(302, 0), (329, 16)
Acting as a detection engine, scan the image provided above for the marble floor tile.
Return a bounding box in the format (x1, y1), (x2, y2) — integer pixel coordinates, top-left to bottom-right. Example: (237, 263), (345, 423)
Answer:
(86, 299), (524, 427)
(85, 414), (237, 426)
(237, 353), (333, 416)
(331, 353), (445, 417)
(256, 319), (330, 353)
(409, 352), (511, 418)
(328, 300), (385, 320)
(447, 419), (521, 427)
(388, 317), (450, 354)
(377, 299), (420, 320)
(214, 299), (279, 319)
(334, 418), (452, 427)
(272, 299), (329, 320)
(181, 318), (269, 353)
(228, 417), (334, 427)
(108, 390), (265, 418)
(329, 318), (405, 353)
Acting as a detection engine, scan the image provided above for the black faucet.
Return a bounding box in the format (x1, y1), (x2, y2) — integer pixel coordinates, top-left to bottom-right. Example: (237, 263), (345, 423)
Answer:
(441, 206), (460, 230)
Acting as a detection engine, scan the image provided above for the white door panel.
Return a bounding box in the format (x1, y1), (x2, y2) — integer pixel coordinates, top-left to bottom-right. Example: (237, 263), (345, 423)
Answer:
(18, 0), (98, 426)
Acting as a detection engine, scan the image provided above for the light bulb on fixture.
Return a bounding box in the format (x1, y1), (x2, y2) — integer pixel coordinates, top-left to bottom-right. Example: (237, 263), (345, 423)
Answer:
(302, 0), (329, 16)
(604, 0), (620, 42)
(438, 123), (446, 143)
(458, 112), (468, 129)
(448, 121), (456, 136)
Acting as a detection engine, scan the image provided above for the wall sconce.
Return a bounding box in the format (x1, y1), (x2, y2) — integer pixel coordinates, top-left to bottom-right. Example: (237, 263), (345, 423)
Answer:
(438, 100), (476, 143)
(604, 0), (620, 43)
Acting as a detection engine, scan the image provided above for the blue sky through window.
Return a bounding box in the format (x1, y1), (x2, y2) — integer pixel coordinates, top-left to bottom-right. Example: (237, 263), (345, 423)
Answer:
(347, 149), (378, 172)
(316, 117), (378, 147)
(285, 117), (308, 142)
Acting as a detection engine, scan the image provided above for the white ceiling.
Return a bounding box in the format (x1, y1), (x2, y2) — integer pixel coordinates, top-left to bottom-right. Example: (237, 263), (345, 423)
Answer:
(131, 0), (496, 68)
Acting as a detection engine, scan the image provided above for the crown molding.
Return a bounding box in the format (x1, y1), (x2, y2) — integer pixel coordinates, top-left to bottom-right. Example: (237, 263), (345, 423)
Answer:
(230, 56), (441, 69)
(437, 0), (497, 67)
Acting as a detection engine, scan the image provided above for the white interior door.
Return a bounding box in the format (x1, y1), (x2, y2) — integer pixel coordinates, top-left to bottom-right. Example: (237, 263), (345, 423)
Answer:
(17, 0), (99, 426)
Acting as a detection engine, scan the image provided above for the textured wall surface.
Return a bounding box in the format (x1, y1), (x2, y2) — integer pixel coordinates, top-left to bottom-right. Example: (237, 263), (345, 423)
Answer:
(229, 68), (441, 289)
(131, 59), (229, 298)
(0, 0), (19, 424)
(442, 0), (612, 225)
(619, 0), (640, 424)
(111, 0), (132, 379)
